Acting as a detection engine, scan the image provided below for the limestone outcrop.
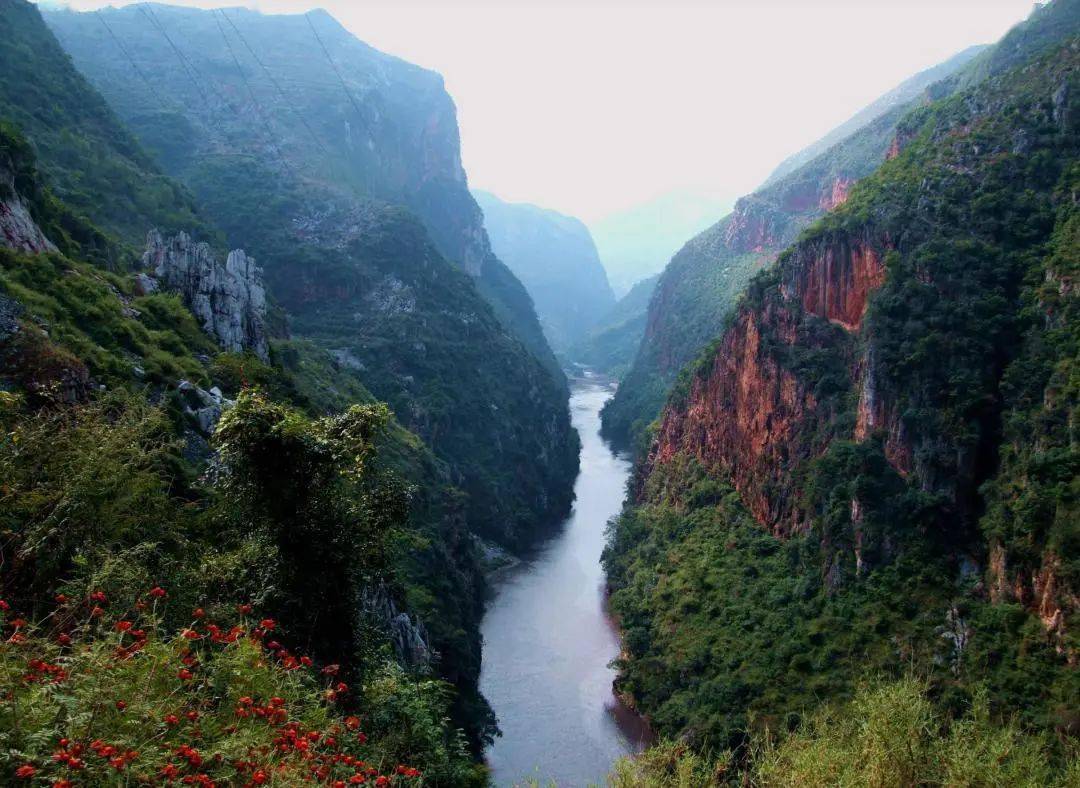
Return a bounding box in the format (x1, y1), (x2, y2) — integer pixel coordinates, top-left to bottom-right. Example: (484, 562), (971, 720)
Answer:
(142, 230), (269, 361)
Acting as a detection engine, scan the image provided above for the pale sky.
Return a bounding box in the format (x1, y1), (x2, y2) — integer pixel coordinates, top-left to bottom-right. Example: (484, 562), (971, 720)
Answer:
(45, 0), (1037, 222)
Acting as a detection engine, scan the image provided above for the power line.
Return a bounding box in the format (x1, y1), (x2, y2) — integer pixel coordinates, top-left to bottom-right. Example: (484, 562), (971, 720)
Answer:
(305, 11), (366, 123)
(219, 9), (329, 157)
(137, 3), (210, 108)
(95, 10), (169, 112)
(211, 10), (291, 170)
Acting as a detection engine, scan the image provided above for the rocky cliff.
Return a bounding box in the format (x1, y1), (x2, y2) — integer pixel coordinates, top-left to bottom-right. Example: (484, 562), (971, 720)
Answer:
(44, 4), (560, 380)
(601, 44), (1008, 447)
(605, 12), (1080, 748)
(644, 32), (1077, 640)
(44, 4), (579, 551)
(142, 230), (269, 361)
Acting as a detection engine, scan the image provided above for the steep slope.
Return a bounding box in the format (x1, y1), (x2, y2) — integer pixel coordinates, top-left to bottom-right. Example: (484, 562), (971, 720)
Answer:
(605, 20), (1079, 751)
(44, 3), (578, 549)
(600, 37), (1026, 447)
(761, 45), (986, 186)
(591, 190), (733, 297)
(474, 189), (615, 353)
(43, 3), (560, 382)
(568, 274), (658, 378)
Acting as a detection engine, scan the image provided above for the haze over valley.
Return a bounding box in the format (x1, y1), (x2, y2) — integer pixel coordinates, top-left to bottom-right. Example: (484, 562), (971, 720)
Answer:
(1, 1), (1077, 785)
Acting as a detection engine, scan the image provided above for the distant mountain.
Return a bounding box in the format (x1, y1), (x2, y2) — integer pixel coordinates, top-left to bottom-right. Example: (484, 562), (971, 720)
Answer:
(474, 190), (614, 353)
(568, 274), (658, 378)
(590, 190), (733, 297)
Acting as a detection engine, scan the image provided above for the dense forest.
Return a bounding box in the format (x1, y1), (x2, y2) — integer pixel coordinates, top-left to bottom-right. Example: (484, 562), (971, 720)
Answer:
(604, 0), (1080, 781)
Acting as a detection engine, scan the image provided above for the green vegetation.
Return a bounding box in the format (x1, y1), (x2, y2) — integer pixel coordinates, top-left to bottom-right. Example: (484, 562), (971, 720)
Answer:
(610, 679), (1079, 786)
(0, 389), (484, 785)
(569, 274), (657, 378)
(605, 11), (1080, 779)
(0, 1), (214, 259)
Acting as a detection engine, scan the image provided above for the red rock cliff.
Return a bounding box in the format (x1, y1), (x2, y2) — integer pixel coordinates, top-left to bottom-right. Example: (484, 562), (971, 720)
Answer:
(646, 233), (894, 532)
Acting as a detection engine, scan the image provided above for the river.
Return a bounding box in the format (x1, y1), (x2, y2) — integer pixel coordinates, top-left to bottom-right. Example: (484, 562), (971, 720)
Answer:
(480, 376), (651, 787)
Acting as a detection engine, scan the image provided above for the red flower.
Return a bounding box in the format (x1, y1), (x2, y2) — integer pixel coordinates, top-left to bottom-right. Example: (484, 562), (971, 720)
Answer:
(181, 629), (201, 640)
(55, 594), (69, 605)
(90, 606), (105, 618)
(344, 716), (360, 731)
(375, 777), (389, 787)
(258, 618), (275, 630)
(15, 764), (36, 778)
(193, 608), (206, 619)
(114, 620), (132, 632)
(237, 604), (253, 615)
(335, 682), (349, 694)
(90, 591), (107, 603)
(164, 714), (179, 726)
(115, 700), (127, 711)
(251, 771), (268, 785)
(57, 633), (72, 646)
(9, 618), (26, 628)
(0, 599), (9, 611)
(149, 587), (167, 599)
(177, 668), (194, 681)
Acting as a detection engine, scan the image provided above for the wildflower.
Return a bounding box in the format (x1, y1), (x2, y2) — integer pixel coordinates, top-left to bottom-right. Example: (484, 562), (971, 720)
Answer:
(357, 732), (367, 744)
(55, 594), (69, 604)
(53, 780), (74, 788)
(90, 606), (105, 618)
(115, 700), (127, 711)
(193, 608), (206, 619)
(57, 633), (72, 646)
(300, 656), (313, 666)
(149, 587), (167, 598)
(0, 600), (10, 610)
(90, 591), (107, 603)
(335, 682), (348, 694)
(114, 620), (132, 632)
(181, 629), (201, 640)
(344, 716), (360, 731)
(186, 710), (199, 721)
(15, 764), (36, 779)
(375, 777), (389, 787)
(177, 668), (194, 680)
(322, 664), (340, 676)
(251, 771), (268, 785)
(10, 617), (26, 628)
(237, 604), (253, 615)
(164, 714), (180, 726)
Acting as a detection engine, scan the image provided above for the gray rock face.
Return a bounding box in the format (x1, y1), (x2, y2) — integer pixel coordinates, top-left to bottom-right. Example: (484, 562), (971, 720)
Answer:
(176, 379), (233, 436)
(361, 585), (432, 668)
(0, 165), (57, 256)
(143, 230), (269, 361)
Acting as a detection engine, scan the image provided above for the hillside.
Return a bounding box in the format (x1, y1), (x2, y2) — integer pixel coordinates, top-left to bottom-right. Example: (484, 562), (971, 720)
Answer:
(474, 189), (615, 353)
(43, 3), (579, 550)
(568, 274), (658, 378)
(600, 34), (1028, 448)
(43, 4), (560, 383)
(604, 12), (1079, 756)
